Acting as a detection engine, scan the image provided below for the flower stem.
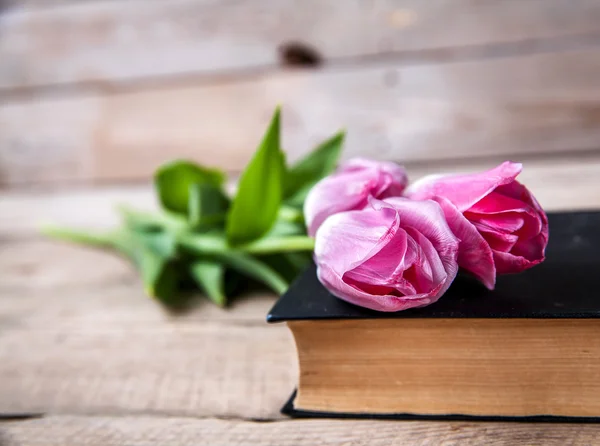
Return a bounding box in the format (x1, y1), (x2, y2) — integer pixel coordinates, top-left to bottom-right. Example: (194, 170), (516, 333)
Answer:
(40, 225), (117, 249)
(278, 205), (305, 223)
(239, 236), (315, 255)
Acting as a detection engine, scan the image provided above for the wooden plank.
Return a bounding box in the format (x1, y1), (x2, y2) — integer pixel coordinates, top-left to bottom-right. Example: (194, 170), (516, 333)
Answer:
(3, 48), (600, 186)
(0, 300), (296, 419)
(0, 238), (278, 323)
(2, 153), (600, 239)
(0, 240), (278, 320)
(0, 185), (155, 238)
(3, 416), (600, 446)
(2, 0), (600, 90)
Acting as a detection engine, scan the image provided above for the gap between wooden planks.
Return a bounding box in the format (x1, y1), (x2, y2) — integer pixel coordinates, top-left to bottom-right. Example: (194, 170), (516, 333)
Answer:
(3, 0), (600, 90)
(2, 415), (600, 446)
(2, 48), (600, 186)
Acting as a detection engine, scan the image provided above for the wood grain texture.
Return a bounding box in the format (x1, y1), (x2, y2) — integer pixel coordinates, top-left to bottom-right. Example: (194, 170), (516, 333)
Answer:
(3, 416), (600, 446)
(0, 241), (278, 321)
(3, 0), (600, 89)
(3, 48), (600, 186)
(0, 294), (296, 419)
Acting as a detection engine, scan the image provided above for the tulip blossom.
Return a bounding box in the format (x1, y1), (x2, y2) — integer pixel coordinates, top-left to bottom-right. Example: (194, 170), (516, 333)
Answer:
(304, 158), (408, 236)
(406, 161), (548, 288)
(314, 197), (459, 312)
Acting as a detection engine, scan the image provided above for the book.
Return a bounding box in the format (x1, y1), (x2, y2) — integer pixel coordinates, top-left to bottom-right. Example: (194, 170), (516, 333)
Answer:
(267, 211), (600, 420)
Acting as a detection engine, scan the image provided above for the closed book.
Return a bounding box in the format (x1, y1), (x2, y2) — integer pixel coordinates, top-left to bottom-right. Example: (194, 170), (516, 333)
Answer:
(267, 211), (600, 420)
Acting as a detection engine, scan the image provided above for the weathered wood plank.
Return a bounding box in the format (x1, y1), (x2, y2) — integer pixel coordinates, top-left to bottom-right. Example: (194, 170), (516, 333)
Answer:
(0, 241), (277, 322)
(3, 416), (600, 446)
(1, 153), (600, 239)
(0, 185), (155, 238)
(2, 0), (600, 90)
(3, 48), (600, 186)
(0, 307), (296, 419)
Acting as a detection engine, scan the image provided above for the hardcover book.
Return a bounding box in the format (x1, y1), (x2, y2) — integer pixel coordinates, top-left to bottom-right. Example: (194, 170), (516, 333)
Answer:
(267, 211), (600, 420)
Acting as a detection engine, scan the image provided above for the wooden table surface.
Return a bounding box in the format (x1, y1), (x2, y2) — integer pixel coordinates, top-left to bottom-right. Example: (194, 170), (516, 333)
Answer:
(1, 178), (600, 445)
(4, 0), (600, 443)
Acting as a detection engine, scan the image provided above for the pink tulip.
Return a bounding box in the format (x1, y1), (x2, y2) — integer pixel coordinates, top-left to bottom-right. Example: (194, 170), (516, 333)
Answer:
(314, 197), (459, 312)
(304, 158), (408, 236)
(406, 161), (548, 288)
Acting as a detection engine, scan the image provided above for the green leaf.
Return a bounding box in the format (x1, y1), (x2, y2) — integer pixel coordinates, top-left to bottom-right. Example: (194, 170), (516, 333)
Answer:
(218, 252), (289, 295)
(137, 249), (178, 301)
(155, 160), (225, 215)
(117, 205), (187, 233)
(284, 131), (345, 205)
(260, 252), (312, 283)
(226, 108), (285, 246)
(132, 230), (178, 258)
(190, 260), (226, 306)
(109, 230), (178, 301)
(189, 183), (229, 228)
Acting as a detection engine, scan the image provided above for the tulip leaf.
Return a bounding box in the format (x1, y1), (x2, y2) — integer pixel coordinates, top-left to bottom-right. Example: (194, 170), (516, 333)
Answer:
(155, 160), (225, 215)
(189, 183), (229, 228)
(131, 230), (178, 259)
(260, 252), (312, 283)
(189, 260), (226, 306)
(117, 205), (188, 233)
(137, 249), (178, 301)
(226, 108), (285, 246)
(284, 130), (345, 206)
(218, 252), (288, 295)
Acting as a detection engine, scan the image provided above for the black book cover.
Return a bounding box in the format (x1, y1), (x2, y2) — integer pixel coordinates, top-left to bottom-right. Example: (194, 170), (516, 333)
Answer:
(268, 211), (600, 322)
(267, 211), (600, 421)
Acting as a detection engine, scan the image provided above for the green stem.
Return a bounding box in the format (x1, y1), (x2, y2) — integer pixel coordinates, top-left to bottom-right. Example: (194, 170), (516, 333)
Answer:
(40, 225), (117, 249)
(239, 236), (315, 255)
(218, 252), (289, 295)
(278, 205), (304, 223)
(177, 233), (228, 254)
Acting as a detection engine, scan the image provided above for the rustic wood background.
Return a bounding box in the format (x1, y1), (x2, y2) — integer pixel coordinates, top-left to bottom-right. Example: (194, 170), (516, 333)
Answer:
(2, 0), (600, 444)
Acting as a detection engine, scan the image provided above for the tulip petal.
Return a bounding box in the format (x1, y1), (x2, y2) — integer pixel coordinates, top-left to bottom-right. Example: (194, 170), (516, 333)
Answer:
(304, 169), (375, 236)
(433, 196), (496, 289)
(346, 226), (409, 284)
(467, 190), (541, 238)
(493, 249), (545, 274)
(404, 227), (444, 294)
(304, 159), (408, 237)
(341, 158), (408, 192)
(377, 197), (460, 297)
(469, 213), (525, 233)
(511, 231), (547, 263)
(317, 263), (438, 312)
(406, 161), (523, 212)
(496, 181), (547, 240)
(474, 223), (519, 252)
(314, 206), (399, 275)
